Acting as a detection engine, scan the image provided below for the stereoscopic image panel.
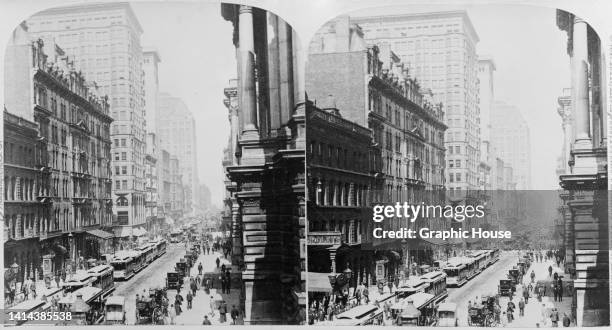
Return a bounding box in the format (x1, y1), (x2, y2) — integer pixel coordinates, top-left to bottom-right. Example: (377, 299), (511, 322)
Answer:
(304, 4), (609, 327)
(2, 1), (305, 326)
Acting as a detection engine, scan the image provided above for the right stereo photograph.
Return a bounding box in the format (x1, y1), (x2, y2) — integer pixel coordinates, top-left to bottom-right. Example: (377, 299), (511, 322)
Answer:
(304, 4), (609, 327)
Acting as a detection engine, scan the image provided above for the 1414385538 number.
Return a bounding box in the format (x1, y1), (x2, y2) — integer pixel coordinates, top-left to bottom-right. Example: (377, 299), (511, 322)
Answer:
(7, 311), (72, 323)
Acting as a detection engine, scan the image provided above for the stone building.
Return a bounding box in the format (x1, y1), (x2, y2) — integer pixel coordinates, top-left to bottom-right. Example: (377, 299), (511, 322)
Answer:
(4, 23), (113, 277)
(353, 11), (480, 192)
(305, 102), (382, 296)
(28, 2), (148, 232)
(221, 4), (306, 324)
(306, 15), (448, 282)
(556, 10), (609, 326)
(3, 110), (50, 282)
(145, 133), (161, 236)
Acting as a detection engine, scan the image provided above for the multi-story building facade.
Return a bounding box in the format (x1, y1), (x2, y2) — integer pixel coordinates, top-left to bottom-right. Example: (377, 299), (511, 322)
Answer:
(28, 2), (147, 232)
(353, 11), (480, 192)
(169, 156), (184, 219)
(306, 102), (381, 293)
(556, 10), (609, 326)
(144, 133), (160, 235)
(477, 57), (496, 190)
(307, 16), (448, 278)
(158, 149), (171, 221)
(157, 93), (198, 215)
(4, 23), (113, 277)
(143, 49), (161, 134)
(491, 101), (531, 190)
(221, 4), (306, 324)
(3, 110), (50, 283)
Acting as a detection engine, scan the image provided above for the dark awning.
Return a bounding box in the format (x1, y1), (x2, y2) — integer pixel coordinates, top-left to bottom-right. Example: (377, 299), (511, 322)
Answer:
(52, 244), (68, 256)
(86, 229), (113, 239)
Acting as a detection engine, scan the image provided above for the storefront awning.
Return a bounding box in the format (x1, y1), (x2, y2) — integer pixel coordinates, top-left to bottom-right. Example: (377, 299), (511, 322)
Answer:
(307, 272), (333, 293)
(86, 229), (113, 239)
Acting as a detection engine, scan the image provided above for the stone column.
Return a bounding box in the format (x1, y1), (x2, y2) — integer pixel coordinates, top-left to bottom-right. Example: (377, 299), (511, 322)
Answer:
(238, 6), (258, 136)
(278, 20), (294, 125)
(231, 198), (242, 267)
(572, 17), (591, 149)
(266, 13), (281, 130)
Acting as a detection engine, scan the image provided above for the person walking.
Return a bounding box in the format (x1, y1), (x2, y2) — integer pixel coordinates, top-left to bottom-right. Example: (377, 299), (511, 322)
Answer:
(169, 304), (176, 325)
(562, 313), (571, 327)
(209, 296), (216, 317)
(231, 305), (240, 325)
(221, 276), (226, 294)
(216, 257), (220, 269)
(557, 278), (563, 302)
(548, 265), (553, 278)
(219, 300), (227, 323)
(518, 297), (525, 317)
(225, 270), (231, 294)
(186, 291), (193, 310)
(550, 308), (559, 327)
(523, 285), (530, 304)
(198, 262), (203, 275)
(191, 279), (197, 297)
(202, 315), (212, 325)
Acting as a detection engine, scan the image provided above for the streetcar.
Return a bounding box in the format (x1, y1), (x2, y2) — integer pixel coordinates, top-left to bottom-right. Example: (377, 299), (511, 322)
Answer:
(58, 286), (106, 325)
(151, 239), (167, 258)
(62, 271), (95, 293)
(396, 292), (437, 326)
(135, 243), (156, 265)
(419, 270), (448, 304)
(442, 260), (468, 287)
(397, 278), (430, 298)
(109, 253), (135, 280)
(489, 248), (500, 265)
(335, 305), (384, 326)
(87, 264), (115, 297)
(459, 257), (478, 280)
(125, 250), (146, 273)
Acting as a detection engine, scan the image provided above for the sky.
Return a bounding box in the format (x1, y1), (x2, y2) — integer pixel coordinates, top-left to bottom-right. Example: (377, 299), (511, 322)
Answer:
(131, 2), (236, 207)
(127, 1), (568, 206)
(348, 4), (569, 190)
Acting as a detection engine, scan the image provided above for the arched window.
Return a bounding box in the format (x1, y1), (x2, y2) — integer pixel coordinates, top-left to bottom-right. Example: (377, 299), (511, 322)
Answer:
(116, 196), (128, 206)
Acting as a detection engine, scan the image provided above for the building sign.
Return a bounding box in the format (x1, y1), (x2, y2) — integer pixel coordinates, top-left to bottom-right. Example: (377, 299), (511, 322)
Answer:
(307, 231), (342, 246)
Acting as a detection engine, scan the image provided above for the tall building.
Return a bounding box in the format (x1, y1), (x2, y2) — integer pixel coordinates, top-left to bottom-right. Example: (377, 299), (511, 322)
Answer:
(157, 93), (198, 215)
(3, 110), (50, 283)
(307, 15), (448, 280)
(477, 57), (496, 190)
(144, 133), (160, 235)
(306, 102), (381, 298)
(199, 183), (211, 211)
(556, 10), (609, 326)
(353, 11), (481, 192)
(491, 101), (531, 190)
(4, 23), (113, 277)
(221, 4), (306, 324)
(143, 49), (161, 134)
(27, 2), (147, 233)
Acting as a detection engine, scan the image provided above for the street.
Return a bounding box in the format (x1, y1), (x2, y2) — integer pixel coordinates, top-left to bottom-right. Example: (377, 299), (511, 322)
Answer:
(447, 251), (572, 327)
(114, 243), (241, 325)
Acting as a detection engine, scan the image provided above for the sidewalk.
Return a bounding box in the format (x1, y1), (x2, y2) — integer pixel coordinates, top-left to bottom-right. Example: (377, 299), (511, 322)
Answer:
(506, 259), (573, 327)
(173, 251), (243, 325)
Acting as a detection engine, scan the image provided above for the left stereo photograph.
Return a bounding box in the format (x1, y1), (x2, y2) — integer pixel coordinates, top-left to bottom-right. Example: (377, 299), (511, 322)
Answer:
(1, 1), (306, 326)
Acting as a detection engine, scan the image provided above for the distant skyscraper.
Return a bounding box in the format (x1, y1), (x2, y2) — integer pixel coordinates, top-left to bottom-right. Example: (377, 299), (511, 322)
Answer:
(353, 11), (481, 192)
(477, 57), (497, 189)
(156, 93), (198, 214)
(143, 49), (161, 134)
(28, 3), (147, 230)
(491, 101), (531, 190)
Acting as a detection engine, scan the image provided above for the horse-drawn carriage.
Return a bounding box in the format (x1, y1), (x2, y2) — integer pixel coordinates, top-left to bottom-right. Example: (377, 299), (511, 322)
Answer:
(498, 279), (515, 296)
(166, 271), (183, 290)
(508, 267), (522, 285)
(467, 303), (495, 327)
(135, 288), (167, 325)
